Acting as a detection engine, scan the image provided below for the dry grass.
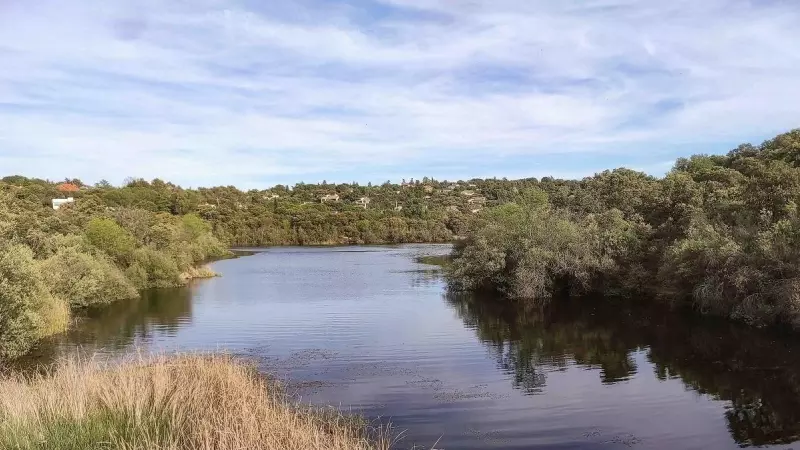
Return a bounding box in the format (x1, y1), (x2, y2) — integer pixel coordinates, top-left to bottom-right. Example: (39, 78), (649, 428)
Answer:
(180, 265), (219, 283)
(0, 354), (393, 450)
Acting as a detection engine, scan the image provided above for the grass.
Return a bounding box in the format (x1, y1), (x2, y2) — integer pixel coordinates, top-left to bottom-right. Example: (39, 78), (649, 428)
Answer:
(179, 265), (219, 283)
(0, 354), (393, 450)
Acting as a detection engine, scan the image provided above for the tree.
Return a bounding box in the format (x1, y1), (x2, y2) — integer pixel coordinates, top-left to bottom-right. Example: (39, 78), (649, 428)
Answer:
(0, 244), (68, 359)
(84, 218), (137, 264)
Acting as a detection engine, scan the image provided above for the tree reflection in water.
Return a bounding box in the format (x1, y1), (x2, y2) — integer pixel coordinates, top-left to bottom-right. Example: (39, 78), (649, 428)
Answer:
(12, 287), (193, 371)
(445, 293), (800, 447)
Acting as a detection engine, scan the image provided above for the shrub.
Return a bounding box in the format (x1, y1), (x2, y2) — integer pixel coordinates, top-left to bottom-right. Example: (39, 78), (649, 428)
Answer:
(0, 244), (68, 360)
(660, 212), (800, 327)
(84, 218), (136, 264)
(449, 203), (649, 303)
(40, 247), (139, 309)
(126, 247), (181, 289)
(180, 213), (211, 240)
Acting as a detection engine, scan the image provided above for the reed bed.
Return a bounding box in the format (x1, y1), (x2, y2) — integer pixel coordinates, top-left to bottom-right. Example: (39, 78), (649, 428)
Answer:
(0, 354), (393, 450)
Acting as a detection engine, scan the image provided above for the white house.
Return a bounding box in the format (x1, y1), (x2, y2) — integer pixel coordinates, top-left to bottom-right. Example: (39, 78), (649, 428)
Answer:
(320, 194), (340, 203)
(355, 197), (371, 209)
(52, 197), (74, 210)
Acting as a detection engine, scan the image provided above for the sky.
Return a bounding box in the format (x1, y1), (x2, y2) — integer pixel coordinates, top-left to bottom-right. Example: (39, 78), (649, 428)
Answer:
(1, 0), (799, 189)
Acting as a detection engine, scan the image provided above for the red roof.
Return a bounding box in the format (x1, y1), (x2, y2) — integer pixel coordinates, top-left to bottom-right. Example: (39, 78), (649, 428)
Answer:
(56, 183), (80, 193)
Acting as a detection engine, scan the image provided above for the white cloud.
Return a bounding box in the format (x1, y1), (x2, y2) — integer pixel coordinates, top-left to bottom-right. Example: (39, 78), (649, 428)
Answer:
(1, 0), (799, 187)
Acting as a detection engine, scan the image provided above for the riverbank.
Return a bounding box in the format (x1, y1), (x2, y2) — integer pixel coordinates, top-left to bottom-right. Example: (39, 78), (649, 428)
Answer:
(0, 354), (391, 450)
(0, 201), (231, 360)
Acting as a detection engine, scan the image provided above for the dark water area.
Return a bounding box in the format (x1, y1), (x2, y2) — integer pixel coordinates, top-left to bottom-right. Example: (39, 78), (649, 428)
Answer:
(14, 245), (800, 449)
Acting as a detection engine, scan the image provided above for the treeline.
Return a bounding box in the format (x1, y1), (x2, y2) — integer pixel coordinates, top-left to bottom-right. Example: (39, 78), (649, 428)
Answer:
(448, 129), (800, 329)
(0, 185), (229, 360)
(0, 175), (534, 247)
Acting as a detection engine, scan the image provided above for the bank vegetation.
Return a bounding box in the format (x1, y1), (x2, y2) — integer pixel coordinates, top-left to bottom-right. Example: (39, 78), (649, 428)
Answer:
(448, 129), (800, 329)
(0, 187), (229, 360)
(0, 354), (391, 450)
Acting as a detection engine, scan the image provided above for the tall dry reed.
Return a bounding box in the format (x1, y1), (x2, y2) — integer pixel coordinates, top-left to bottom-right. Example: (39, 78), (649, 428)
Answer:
(0, 354), (393, 450)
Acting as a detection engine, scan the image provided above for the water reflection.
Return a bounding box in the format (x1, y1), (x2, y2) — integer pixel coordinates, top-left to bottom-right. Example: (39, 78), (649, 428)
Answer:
(446, 293), (800, 447)
(16, 287), (193, 369)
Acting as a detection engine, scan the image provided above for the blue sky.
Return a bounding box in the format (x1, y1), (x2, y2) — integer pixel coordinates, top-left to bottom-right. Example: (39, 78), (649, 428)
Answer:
(1, 0), (799, 188)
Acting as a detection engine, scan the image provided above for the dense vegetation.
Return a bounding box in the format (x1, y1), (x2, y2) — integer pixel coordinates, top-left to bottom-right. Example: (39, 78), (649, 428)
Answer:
(448, 129), (800, 329)
(0, 183), (229, 360)
(7, 177), (490, 246)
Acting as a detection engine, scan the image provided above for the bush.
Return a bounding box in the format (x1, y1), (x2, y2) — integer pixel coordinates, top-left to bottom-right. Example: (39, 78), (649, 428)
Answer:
(0, 244), (68, 360)
(180, 213), (211, 240)
(126, 247), (181, 289)
(40, 247), (138, 309)
(84, 218), (136, 264)
(660, 213), (800, 327)
(449, 203), (649, 304)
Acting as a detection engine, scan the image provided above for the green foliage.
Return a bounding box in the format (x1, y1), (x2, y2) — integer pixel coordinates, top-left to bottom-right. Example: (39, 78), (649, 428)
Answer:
(180, 213), (210, 240)
(450, 129), (800, 329)
(40, 246), (139, 309)
(0, 181), (231, 359)
(0, 244), (67, 359)
(126, 247), (182, 290)
(84, 218), (136, 264)
(450, 203), (647, 302)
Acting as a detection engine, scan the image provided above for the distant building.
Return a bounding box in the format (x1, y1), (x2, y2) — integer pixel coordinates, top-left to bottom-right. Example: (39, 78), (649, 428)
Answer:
(264, 194), (280, 200)
(320, 194), (340, 203)
(56, 183), (80, 194)
(355, 197), (371, 209)
(52, 197), (74, 210)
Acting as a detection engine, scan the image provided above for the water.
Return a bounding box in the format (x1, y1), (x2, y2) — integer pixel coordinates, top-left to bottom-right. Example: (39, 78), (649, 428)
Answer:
(17, 245), (800, 449)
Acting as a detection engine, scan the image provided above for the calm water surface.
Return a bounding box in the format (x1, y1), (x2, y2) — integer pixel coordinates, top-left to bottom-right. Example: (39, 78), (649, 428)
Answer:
(19, 245), (800, 449)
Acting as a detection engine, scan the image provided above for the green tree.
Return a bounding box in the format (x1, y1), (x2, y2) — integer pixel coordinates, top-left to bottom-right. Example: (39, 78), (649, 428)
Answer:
(84, 218), (137, 264)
